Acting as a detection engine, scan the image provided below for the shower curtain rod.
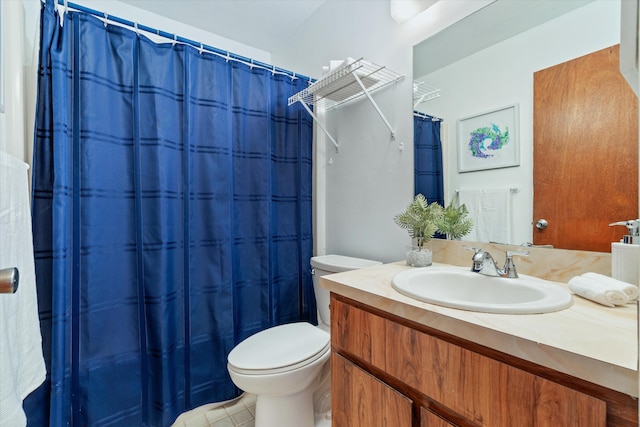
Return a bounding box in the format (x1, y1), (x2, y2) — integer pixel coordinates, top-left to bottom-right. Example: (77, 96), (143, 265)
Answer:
(413, 111), (442, 122)
(50, 0), (314, 83)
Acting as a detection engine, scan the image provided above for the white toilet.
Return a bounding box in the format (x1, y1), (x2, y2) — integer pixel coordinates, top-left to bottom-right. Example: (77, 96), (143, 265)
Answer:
(227, 254), (381, 427)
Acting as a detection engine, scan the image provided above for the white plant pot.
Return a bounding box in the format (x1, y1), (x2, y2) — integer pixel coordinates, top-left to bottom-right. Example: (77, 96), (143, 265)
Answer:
(406, 245), (432, 267)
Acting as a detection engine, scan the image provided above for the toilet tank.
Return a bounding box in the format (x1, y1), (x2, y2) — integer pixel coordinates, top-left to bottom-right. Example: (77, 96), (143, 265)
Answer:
(310, 254), (382, 330)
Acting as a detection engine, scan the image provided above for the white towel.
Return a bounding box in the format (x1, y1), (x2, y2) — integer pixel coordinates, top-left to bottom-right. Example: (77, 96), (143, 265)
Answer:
(582, 272), (638, 301)
(0, 152), (46, 427)
(568, 275), (630, 307)
(458, 188), (512, 244)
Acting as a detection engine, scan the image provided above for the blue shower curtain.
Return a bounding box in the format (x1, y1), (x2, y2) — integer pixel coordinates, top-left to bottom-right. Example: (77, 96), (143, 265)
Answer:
(414, 113), (444, 206)
(26, 2), (314, 426)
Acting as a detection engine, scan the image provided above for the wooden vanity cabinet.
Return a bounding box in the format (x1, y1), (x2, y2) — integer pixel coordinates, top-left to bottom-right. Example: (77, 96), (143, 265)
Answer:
(330, 294), (637, 427)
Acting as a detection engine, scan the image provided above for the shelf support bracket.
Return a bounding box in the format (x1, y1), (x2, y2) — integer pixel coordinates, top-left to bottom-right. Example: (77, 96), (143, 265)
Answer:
(413, 90), (441, 109)
(299, 100), (340, 152)
(352, 72), (396, 140)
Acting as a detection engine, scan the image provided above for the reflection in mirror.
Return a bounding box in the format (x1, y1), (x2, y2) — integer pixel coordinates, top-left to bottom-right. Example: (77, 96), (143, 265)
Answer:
(412, 0), (638, 251)
(532, 45), (637, 251)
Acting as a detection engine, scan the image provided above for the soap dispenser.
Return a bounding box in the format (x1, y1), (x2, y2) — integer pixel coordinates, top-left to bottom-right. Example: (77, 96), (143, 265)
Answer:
(609, 220), (640, 286)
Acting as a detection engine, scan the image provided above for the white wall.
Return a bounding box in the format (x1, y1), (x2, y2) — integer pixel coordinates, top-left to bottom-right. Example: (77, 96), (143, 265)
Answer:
(415, 0), (620, 246)
(272, 0), (492, 263)
(0, 1), (30, 163)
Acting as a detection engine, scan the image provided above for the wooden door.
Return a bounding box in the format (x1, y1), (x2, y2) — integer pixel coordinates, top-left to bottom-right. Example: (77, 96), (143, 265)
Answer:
(533, 45), (638, 252)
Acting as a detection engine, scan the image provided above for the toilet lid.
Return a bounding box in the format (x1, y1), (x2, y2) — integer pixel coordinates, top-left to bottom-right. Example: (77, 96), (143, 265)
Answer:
(228, 322), (330, 374)
(310, 254), (382, 273)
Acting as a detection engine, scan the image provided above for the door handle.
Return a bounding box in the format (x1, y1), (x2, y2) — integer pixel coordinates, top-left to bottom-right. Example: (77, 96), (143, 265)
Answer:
(535, 219), (548, 230)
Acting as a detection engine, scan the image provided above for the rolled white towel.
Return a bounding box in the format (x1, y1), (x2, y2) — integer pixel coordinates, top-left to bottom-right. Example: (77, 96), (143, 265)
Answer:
(568, 276), (629, 307)
(582, 272), (638, 301)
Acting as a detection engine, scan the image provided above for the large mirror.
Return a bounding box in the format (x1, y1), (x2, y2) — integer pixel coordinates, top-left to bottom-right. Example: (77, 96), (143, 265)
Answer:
(413, 0), (638, 251)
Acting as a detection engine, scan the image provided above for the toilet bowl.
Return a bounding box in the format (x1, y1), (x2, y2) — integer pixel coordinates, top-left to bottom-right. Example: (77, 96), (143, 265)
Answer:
(228, 322), (330, 427)
(227, 254), (381, 427)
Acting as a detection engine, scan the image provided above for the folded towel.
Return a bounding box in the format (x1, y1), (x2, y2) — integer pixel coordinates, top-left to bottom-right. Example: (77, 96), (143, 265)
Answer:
(582, 272), (638, 301)
(568, 276), (629, 307)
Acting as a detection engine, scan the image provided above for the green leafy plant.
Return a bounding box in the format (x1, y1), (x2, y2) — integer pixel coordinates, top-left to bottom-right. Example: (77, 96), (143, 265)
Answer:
(393, 194), (443, 248)
(434, 194), (473, 240)
(394, 194), (474, 247)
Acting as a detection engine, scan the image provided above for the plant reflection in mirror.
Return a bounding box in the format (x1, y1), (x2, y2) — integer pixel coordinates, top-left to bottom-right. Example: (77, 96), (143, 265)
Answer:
(435, 193), (473, 240)
(394, 193), (473, 247)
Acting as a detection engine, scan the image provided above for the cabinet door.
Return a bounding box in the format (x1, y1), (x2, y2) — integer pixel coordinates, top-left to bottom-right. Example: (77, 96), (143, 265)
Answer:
(420, 407), (456, 427)
(332, 297), (608, 427)
(332, 353), (413, 427)
(384, 320), (607, 426)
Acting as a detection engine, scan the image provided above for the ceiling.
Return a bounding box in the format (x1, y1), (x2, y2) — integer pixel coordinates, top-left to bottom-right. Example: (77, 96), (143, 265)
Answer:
(118, 0), (327, 53)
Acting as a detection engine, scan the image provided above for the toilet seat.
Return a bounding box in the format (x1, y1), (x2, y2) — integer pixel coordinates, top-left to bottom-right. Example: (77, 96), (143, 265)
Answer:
(228, 322), (330, 375)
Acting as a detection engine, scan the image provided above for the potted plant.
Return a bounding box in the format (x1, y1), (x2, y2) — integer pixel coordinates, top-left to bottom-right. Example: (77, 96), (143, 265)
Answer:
(435, 194), (473, 240)
(394, 194), (443, 267)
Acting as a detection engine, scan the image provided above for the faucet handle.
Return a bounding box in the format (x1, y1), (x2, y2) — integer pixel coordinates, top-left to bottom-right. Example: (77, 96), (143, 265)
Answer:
(463, 245), (482, 254)
(503, 250), (529, 278)
(506, 250), (529, 259)
(464, 246), (486, 261)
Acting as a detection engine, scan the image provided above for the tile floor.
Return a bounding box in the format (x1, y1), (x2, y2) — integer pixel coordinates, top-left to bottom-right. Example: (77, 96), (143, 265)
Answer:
(171, 394), (256, 427)
(171, 391), (332, 427)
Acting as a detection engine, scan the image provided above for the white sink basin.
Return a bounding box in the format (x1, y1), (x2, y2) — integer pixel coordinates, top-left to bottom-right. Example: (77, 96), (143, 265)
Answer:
(391, 266), (573, 314)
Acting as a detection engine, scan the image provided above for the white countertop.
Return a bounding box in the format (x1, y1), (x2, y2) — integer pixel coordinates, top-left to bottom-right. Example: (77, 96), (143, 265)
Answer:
(321, 262), (638, 397)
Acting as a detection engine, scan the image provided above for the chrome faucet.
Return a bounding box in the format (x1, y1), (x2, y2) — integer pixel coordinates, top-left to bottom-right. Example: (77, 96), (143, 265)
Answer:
(464, 247), (529, 278)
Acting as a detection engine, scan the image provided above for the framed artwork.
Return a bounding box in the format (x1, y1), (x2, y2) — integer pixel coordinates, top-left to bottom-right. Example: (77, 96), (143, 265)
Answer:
(457, 104), (519, 172)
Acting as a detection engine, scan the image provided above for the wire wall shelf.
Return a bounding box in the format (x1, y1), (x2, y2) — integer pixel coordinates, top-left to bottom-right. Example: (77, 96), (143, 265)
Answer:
(413, 79), (441, 109)
(289, 58), (404, 109)
(288, 58), (405, 152)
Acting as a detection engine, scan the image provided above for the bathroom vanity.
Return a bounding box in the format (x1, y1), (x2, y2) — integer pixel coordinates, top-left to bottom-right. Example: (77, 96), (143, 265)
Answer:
(322, 261), (637, 426)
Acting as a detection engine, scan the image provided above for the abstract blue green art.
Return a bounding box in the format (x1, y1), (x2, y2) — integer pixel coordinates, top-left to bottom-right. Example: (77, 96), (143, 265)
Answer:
(457, 104), (519, 173)
(467, 124), (510, 158)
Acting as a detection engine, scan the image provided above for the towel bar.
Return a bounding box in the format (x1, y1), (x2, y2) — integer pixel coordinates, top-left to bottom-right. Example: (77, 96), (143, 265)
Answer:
(456, 187), (519, 194)
(0, 267), (19, 294)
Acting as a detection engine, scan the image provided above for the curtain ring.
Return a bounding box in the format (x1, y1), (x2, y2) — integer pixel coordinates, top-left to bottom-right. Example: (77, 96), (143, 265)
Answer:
(172, 34), (177, 46)
(134, 22), (140, 36)
(199, 43), (204, 55)
(55, 0), (68, 27)
(225, 52), (231, 63)
(103, 12), (108, 27)
(56, 0), (68, 27)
